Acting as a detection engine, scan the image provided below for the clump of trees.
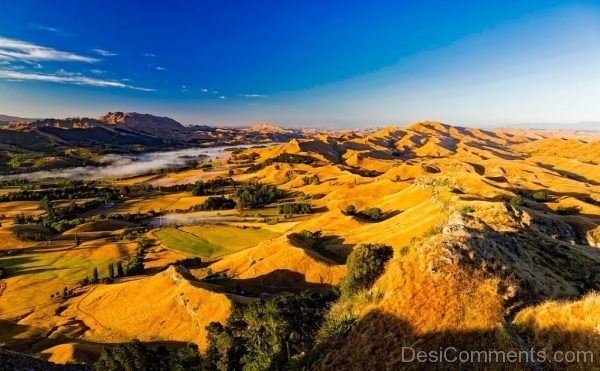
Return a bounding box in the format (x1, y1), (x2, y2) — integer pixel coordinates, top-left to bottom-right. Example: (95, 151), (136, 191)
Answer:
(278, 202), (312, 215)
(190, 177), (234, 196)
(205, 290), (337, 370)
(302, 174), (320, 185)
(94, 340), (201, 371)
(273, 153), (316, 164)
(340, 243), (393, 297)
(11, 227), (49, 241)
(234, 182), (285, 208)
(344, 205), (383, 221)
(0, 267), (6, 279)
(246, 153), (317, 172)
(190, 196), (236, 211)
(12, 198), (101, 235)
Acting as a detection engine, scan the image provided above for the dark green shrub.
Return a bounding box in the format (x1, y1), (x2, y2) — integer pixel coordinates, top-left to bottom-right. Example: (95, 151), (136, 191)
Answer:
(532, 191), (547, 203)
(510, 195), (525, 206)
(340, 243), (393, 297)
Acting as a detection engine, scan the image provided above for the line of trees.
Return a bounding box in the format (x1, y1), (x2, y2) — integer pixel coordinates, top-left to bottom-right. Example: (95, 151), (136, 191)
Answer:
(234, 182), (285, 208)
(190, 196), (236, 211)
(345, 205), (383, 221)
(0, 185), (120, 203)
(95, 340), (202, 371)
(278, 202), (313, 215)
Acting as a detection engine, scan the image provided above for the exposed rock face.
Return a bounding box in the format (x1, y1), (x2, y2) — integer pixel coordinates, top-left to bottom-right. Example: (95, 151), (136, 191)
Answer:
(421, 207), (600, 301)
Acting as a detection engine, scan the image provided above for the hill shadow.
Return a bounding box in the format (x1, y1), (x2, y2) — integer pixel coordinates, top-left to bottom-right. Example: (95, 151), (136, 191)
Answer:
(286, 233), (350, 264)
(313, 308), (598, 371)
(227, 269), (334, 295)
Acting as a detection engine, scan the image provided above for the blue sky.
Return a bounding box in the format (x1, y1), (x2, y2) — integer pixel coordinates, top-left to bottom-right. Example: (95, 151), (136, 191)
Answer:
(1, 0), (600, 128)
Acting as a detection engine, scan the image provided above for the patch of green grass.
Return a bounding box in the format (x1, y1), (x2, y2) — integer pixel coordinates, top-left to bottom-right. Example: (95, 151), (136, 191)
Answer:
(154, 228), (223, 257)
(182, 224), (279, 251)
(1, 252), (110, 282)
(156, 224), (280, 258)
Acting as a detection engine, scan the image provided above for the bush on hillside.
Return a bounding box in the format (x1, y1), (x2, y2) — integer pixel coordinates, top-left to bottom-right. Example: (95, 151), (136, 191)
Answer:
(532, 191), (547, 203)
(340, 243), (393, 297)
(510, 195), (525, 206)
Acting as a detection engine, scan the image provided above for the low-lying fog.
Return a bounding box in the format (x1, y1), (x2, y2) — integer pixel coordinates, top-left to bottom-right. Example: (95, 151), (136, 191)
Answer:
(4, 143), (281, 181)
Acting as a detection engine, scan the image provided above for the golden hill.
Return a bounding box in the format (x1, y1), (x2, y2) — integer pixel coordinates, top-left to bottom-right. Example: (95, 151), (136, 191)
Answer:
(62, 266), (233, 350)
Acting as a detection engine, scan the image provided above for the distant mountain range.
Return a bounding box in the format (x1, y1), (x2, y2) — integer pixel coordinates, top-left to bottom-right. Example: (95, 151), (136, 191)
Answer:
(0, 112), (309, 153)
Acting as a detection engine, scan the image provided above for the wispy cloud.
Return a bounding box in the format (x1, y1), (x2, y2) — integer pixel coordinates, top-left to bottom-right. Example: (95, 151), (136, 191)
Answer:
(143, 53), (156, 57)
(240, 93), (267, 98)
(90, 68), (104, 75)
(0, 36), (98, 63)
(0, 69), (155, 91)
(91, 48), (117, 57)
(201, 88), (219, 94)
(156, 66), (167, 71)
(29, 23), (70, 36)
(219, 95), (226, 99)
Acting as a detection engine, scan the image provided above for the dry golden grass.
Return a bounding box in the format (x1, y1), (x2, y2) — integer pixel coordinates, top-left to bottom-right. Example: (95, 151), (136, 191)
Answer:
(61, 266), (233, 350)
(514, 293), (600, 370)
(2, 123), (600, 366)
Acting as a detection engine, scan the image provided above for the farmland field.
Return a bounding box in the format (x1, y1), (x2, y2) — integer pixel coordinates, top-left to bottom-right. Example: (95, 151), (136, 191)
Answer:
(154, 224), (279, 258)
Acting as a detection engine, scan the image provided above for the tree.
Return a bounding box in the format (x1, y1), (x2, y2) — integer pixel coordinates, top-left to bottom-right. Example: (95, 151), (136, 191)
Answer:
(345, 205), (356, 215)
(108, 262), (115, 280)
(74, 234), (81, 246)
(205, 290), (337, 371)
(13, 212), (26, 224)
(364, 207), (382, 221)
(63, 286), (69, 298)
(92, 267), (99, 284)
(340, 243), (393, 297)
(532, 191), (547, 203)
(510, 195), (525, 206)
(174, 343), (202, 371)
(94, 339), (170, 371)
(116, 261), (125, 277)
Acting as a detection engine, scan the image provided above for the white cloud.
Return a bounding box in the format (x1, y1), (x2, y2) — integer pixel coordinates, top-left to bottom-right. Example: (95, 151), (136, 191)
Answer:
(29, 23), (71, 36)
(32, 24), (60, 33)
(0, 69), (155, 91)
(0, 36), (98, 63)
(156, 66), (167, 71)
(201, 88), (208, 92)
(55, 68), (82, 76)
(241, 93), (267, 98)
(143, 53), (156, 57)
(91, 48), (117, 57)
(219, 95), (226, 99)
(90, 68), (104, 75)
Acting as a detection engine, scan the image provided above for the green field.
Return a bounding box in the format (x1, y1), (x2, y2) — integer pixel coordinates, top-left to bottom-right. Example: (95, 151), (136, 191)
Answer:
(154, 224), (279, 258)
